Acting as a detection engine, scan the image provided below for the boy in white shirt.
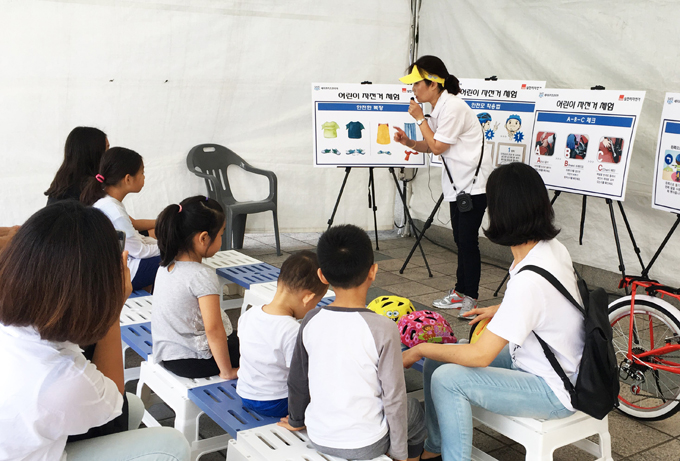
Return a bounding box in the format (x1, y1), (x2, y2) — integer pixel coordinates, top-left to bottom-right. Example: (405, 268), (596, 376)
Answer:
(236, 250), (329, 416)
(281, 225), (426, 461)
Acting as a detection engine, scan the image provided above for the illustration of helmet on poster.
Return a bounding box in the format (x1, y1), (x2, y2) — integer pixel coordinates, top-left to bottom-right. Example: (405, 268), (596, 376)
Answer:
(661, 151), (680, 182)
(477, 112), (499, 140)
(501, 114), (524, 143)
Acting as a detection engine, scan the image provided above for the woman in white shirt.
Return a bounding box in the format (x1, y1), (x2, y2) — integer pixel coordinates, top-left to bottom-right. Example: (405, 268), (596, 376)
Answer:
(0, 201), (189, 461)
(395, 55), (492, 317)
(403, 163), (585, 461)
(81, 146), (161, 291)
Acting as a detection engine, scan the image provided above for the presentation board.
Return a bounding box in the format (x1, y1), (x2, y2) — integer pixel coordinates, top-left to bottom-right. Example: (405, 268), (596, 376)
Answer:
(652, 93), (680, 213)
(528, 89), (645, 201)
(430, 79), (545, 167)
(312, 83), (426, 168)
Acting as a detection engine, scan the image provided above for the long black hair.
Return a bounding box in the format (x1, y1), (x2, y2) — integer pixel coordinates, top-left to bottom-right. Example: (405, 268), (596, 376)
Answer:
(483, 162), (560, 246)
(80, 147), (143, 206)
(155, 195), (225, 266)
(45, 127), (108, 200)
(408, 55), (461, 95)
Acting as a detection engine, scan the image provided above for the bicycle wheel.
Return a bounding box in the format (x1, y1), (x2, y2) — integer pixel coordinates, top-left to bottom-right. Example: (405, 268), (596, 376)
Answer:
(609, 295), (680, 420)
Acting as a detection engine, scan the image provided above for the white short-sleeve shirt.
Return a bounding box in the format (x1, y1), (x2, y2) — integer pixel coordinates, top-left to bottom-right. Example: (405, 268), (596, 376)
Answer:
(487, 239), (585, 410)
(236, 305), (301, 400)
(427, 90), (492, 201)
(0, 324), (123, 461)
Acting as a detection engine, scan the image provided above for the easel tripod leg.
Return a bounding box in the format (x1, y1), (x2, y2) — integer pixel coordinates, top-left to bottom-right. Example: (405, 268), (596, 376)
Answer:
(401, 194), (445, 274)
(389, 168), (432, 277)
(369, 167), (379, 250)
(616, 201), (645, 271)
(642, 213), (680, 278)
(327, 167), (352, 230)
(606, 198), (626, 280)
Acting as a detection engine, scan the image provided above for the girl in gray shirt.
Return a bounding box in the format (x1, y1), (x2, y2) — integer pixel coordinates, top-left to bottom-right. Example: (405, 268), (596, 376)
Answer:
(152, 196), (238, 379)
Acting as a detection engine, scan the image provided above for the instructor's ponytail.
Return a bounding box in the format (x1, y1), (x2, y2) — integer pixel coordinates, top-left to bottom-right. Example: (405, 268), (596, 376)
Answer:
(444, 75), (461, 96)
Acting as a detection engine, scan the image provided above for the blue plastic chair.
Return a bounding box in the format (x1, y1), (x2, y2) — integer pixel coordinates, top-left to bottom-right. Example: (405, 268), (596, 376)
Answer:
(187, 144), (281, 255)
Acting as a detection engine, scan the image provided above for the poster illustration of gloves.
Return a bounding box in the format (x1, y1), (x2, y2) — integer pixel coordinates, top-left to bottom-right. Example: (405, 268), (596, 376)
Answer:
(312, 83), (426, 168)
(529, 89), (645, 200)
(652, 93), (680, 213)
(430, 79), (545, 168)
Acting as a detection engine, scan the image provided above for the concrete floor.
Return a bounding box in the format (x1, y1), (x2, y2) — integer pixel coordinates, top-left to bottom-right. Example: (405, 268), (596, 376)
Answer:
(127, 230), (680, 460)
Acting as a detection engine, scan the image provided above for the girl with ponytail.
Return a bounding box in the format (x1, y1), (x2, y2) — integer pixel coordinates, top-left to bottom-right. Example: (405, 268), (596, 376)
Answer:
(81, 147), (161, 291)
(395, 55), (493, 318)
(152, 196), (239, 380)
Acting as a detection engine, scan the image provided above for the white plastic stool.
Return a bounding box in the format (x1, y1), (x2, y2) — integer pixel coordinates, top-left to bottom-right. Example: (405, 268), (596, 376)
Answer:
(203, 250), (262, 311)
(470, 407), (613, 461)
(136, 357), (230, 461)
(226, 423), (391, 461)
(119, 295), (153, 383)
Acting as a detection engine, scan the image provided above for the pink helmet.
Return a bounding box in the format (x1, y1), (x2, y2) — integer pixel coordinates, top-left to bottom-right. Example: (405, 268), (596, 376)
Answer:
(398, 310), (457, 348)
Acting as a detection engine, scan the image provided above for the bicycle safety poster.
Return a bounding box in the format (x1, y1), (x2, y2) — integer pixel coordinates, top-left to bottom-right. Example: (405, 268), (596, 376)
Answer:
(652, 93), (680, 213)
(312, 83), (427, 168)
(429, 79), (545, 168)
(528, 89), (645, 200)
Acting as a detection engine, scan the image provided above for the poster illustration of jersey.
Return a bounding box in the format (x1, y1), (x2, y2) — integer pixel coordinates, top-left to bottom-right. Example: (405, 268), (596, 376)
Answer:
(652, 93), (680, 213)
(312, 83), (426, 168)
(430, 79), (545, 168)
(529, 89), (645, 201)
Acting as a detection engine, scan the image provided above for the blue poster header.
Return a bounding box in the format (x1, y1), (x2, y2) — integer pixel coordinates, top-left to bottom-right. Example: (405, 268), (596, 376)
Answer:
(317, 102), (408, 112)
(536, 112), (634, 127)
(664, 121), (680, 135)
(465, 100), (535, 113)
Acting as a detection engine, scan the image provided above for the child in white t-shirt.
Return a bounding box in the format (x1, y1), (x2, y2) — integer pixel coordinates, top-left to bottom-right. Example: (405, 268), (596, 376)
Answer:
(237, 250), (329, 417)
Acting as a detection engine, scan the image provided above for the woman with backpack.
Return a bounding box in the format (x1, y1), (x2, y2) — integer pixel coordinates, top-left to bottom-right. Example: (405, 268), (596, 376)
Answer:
(403, 162), (585, 461)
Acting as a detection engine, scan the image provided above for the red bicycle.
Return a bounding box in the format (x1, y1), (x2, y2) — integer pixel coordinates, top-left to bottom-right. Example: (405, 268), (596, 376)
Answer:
(609, 276), (680, 420)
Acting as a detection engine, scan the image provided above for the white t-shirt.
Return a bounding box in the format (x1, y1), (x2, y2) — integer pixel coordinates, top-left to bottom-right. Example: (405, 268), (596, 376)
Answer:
(487, 239), (585, 411)
(427, 90), (493, 201)
(93, 195), (160, 280)
(0, 324), (123, 461)
(236, 305), (300, 400)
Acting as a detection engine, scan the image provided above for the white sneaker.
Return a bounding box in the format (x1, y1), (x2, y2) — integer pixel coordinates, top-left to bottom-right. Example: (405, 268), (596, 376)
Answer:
(432, 289), (466, 309)
(458, 296), (478, 318)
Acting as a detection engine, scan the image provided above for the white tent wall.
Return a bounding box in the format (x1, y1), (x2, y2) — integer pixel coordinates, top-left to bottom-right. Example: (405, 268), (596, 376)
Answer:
(409, 0), (680, 285)
(0, 0), (411, 233)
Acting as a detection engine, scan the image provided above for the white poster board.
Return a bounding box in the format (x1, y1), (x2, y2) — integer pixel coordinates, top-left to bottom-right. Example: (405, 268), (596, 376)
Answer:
(430, 79), (545, 167)
(528, 89), (645, 200)
(652, 93), (680, 213)
(312, 83), (426, 168)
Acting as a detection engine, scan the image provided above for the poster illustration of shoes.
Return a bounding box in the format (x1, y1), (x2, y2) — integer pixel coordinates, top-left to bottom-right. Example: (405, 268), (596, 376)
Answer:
(312, 83), (426, 167)
(529, 88), (645, 201)
(652, 93), (680, 214)
(428, 79), (545, 169)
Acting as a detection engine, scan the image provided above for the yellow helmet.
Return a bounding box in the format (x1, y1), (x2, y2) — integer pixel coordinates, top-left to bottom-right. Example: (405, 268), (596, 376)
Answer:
(470, 318), (491, 344)
(367, 296), (416, 323)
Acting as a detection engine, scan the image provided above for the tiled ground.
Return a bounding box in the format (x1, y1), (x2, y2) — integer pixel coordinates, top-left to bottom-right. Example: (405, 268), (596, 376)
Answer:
(128, 230), (680, 460)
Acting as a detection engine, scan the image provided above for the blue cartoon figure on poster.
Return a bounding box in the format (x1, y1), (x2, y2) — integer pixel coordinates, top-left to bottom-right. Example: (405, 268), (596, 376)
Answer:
(477, 112), (499, 140)
(505, 114), (523, 143)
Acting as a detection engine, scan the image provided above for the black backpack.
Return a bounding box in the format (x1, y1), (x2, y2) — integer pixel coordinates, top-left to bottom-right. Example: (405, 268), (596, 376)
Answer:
(519, 265), (619, 420)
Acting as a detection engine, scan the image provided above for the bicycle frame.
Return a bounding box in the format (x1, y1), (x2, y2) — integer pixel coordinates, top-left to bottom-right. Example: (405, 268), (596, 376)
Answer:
(620, 277), (680, 374)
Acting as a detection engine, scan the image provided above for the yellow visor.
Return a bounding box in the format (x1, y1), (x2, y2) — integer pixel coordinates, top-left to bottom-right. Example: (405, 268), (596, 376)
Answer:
(399, 65), (445, 85)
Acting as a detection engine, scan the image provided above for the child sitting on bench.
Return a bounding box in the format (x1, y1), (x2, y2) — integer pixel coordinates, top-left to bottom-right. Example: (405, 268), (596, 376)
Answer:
(152, 196), (239, 379)
(236, 250), (329, 417)
(281, 225), (426, 461)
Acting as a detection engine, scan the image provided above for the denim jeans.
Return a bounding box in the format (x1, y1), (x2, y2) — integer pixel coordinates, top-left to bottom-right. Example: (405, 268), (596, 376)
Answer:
(423, 346), (574, 461)
(65, 393), (191, 461)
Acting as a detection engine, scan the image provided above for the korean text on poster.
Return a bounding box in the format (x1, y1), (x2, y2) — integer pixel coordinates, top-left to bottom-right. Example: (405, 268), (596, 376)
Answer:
(652, 93), (680, 213)
(529, 89), (645, 201)
(312, 83), (426, 168)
